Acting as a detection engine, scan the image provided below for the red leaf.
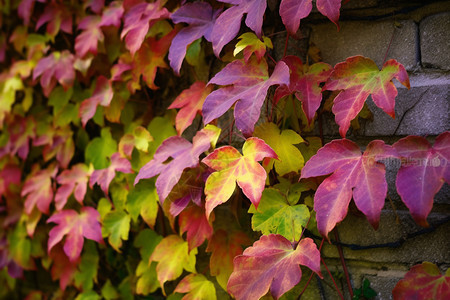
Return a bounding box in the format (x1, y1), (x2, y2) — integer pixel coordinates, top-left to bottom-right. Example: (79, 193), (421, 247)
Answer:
(227, 235), (322, 300)
(324, 56), (410, 137)
(168, 81), (212, 135)
(89, 152), (133, 195)
(84, 0), (104, 14)
(393, 131), (449, 227)
(33, 125), (74, 168)
(135, 126), (219, 202)
(206, 229), (251, 290)
(316, 0), (341, 29)
(300, 139), (395, 238)
(0, 115), (35, 160)
(203, 58), (290, 136)
(18, 0), (45, 26)
(21, 164), (58, 215)
(75, 16), (104, 58)
(132, 28), (177, 90)
(33, 51), (75, 97)
(100, 1), (124, 27)
(211, 0), (267, 57)
(0, 164), (21, 199)
(202, 137), (278, 218)
(47, 207), (103, 262)
(48, 244), (78, 291)
(79, 76), (113, 127)
(179, 205), (213, 251)
(121, 0), (170, 55)
(393, 262), (450, 299)
(36, 2), (72, 36)
(168, 2), (221, 74)
(274, 56), (332, 123)
(55, 164), (93, 210)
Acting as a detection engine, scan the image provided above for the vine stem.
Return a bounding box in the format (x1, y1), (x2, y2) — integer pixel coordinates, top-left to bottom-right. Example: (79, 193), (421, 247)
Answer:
(321, 257), (345, 300)
(334, 228), (353, 297)
(382, 24), (396, 65)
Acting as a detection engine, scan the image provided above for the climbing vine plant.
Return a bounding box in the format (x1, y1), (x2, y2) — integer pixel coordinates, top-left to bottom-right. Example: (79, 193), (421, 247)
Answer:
(0, 0), (449, 299)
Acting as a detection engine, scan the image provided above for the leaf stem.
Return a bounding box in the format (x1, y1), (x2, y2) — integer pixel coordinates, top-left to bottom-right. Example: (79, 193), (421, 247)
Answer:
(298, 238), (325, 298)
(321, 256), (345, 300)
(334, 228), (353, 297)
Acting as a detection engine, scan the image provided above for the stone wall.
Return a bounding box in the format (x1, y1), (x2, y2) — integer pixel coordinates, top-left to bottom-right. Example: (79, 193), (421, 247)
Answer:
(272, 1), (450, 299)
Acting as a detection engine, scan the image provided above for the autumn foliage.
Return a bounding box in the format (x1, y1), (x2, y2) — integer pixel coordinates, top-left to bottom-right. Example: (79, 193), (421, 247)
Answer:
(0, 0), (449, 299)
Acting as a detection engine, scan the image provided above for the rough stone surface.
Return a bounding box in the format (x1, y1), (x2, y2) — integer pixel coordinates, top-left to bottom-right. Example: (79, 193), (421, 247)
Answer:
(309, 20), (418, 70)
(364, 85), (450, 136)
(342, 0), (379, 10)
(420, 12), (450, 69)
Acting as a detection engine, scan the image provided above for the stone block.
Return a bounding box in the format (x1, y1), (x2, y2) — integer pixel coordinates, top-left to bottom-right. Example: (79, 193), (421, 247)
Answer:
(342, 0), (379, 10)
(310, 20), (418, 70)
(364, 85), (449, 136)
(321, 210), (450, 264)
(420, 12), (450, 70)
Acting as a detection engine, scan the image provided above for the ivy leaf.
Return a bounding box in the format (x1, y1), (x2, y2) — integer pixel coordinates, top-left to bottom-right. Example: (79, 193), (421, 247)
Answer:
(227, 235), (322, 300)
(179, 205), (214, 251)
(168, 81), (212, 136)
(174, 273), (217, 300)
(393, 131), (450, 227)
(206, 229), (250, 291)
(202, 58), (290, 136)
(280, 0), (341, 35)
(79, 76), (114, 127)
(102, 209), (131, 252)
(392, 262), (450, 299)
(100, 1), (124, 27)
(74, 241), (99, 291)
(202, 137), (278, 218)
(135, 125), (220, 203)
(0, 163), (21, 198)
(169, 2), (221, 74)
(33, 124), (75, 168)
(274, 56), (332, 124)
(132, 28), (177, 90)
(85, 127), (117, 169)
(75, 16), (104, 58)
(211, 0), (267, 56)
(248, 188), (310, 242)
(126, 179), (159, 228)
(55, 163), (93, 210)
(18, 0), (45, 26)
(48, 245), (78, 290)
(33, 51), (75, 97)
(233, 32), (273, 62)
(300, 139), (395, 238)
(121, 0), (170, 55)
(119, 125), (153, 158)
(254, 122), (304, 176)
(21, 164), (58, 215)
(89, 153), (133, 195)
(36, 2), (72, 37)
(150, 235), (197, 293)
(134, 229), (162, 295)
(47, 207), (103, 262)
(323, 56), (410, 137)
(84, 0), (104, 14)
(0, 116), (35, 160)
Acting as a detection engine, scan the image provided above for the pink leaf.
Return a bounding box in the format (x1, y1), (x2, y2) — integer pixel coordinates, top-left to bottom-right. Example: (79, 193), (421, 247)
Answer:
(203, 58), (290, 136)
(99, 1), (124, 27)
(47, 207), (103, 262)
(55, 164), (93, 210)
(18, 0), (45, 26)
(274, 56), (332, 123)
(36, 2), (72, 36)
(121, 0), (170, 56)
(323, 56), (410, 137)
(89, 152), (132, 195)
(0, 116), (35, 160)
(79, 76), (113, 127)
(0, 164), (21, 199)
(393, 131), (449, 227)
(75, 16), (104, 57)
(168, 2), (221, 74)
(227, 235), (322, 300)
(211, 0), (267, 57)
(84, 0), (104, 14)
(33, 125), (74, 168)
(279, 0), (313, 35)
(316, 0), (341, 29)
(300, 139), (396, 238)
(135, 126), (220, 202)
(33, 51), (75, 97)
(21, 164), (58, 215)
(168, 81), (212, 135)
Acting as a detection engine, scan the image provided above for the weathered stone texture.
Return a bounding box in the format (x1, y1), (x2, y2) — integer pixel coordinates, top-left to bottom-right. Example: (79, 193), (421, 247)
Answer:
(310, 20), (418, 70)
(420, 12), (450, 69)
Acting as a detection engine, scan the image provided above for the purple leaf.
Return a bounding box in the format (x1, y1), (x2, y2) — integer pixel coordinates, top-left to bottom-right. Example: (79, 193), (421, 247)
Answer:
(169, 2), (221, 74)
(279, 0), (313, 35)
(89, 153), (133, 195)
(203, 58), (290, 136)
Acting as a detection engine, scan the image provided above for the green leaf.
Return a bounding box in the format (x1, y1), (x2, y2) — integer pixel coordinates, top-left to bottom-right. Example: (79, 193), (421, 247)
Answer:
(85, 127), (117, 169)
(102, 210), (131, 252)
(134, 230), (162, 295)
(101, 280), (120, 300)
(48, 86), (73, 112)
(97, 198), (112, 219)
(75, 290), (100, 300)
(254, 122), (304, 176)
(74, 241), (99, 291)
(8, 222), (33, 269)
(126, 179), (158, 228)
(248, 188), (310, 241)
(174, 273), (217, 300)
